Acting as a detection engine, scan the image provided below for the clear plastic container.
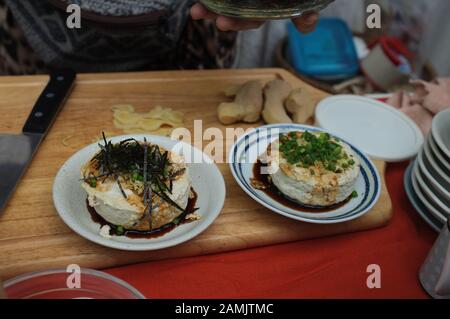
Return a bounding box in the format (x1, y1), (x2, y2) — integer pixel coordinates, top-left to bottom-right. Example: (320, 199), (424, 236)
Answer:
(287, 18), (359, 81)
(3, 268), (145, 299)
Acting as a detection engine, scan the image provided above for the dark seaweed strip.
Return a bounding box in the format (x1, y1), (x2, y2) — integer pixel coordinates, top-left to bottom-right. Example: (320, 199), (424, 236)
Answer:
(87, 132), (180, 213)
(143, 138), (153, 229)
(116, 176), (127, 199)
(153, 189), (183, 212)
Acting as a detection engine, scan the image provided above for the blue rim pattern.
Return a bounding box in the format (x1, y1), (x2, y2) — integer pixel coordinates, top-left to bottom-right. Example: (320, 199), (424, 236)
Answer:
(230, 124), (381, 223)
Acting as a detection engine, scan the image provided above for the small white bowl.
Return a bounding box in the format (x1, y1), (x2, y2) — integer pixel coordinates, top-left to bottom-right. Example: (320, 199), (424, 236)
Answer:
(428, 134), (450, 175)
(414, 156), (450, 217)
(431, 108), (450, 161)
(53, 134), (226, 251)
(4, 268), (145, 299)
(418, 146), (450, 207)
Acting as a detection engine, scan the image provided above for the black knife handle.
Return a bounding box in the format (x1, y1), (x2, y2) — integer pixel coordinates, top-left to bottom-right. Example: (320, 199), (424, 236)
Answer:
(22, 69), (76, 135)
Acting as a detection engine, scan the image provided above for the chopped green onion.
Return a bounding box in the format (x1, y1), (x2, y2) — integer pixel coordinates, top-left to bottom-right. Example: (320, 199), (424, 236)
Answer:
(89, 178), (97, 188)
(116, 226), (125, 235)
(279, 131), (353, 173)
(131, 171), (143, 182)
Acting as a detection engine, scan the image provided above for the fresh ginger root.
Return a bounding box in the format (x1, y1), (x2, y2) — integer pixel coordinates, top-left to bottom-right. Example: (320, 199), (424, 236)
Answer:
(285, 88), (317, 124)
(217, 80), (263, 125)
(262, 79), (293, 124)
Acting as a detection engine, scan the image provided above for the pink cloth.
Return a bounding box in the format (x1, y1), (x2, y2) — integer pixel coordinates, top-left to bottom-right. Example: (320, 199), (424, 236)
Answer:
(387, 91), (433, 135)
(387, 78), (450, 135)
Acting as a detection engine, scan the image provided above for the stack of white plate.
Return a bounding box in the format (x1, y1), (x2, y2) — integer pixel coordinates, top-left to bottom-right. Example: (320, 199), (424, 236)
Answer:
(405, 109), (450, 232)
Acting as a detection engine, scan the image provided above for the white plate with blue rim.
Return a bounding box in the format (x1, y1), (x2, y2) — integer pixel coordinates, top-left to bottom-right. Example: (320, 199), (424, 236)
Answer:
(229, 124), (382, 224)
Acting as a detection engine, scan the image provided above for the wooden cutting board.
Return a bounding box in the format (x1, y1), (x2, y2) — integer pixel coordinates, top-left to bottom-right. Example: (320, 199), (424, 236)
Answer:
(0, 69), (393, 279)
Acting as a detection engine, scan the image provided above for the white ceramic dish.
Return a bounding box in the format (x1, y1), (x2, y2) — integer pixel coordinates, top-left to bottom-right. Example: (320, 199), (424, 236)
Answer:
(420, 142), (450, 206)
(422, 138), (450, 190)
(53, 135), (226, 251)
(4, 268), (145, 299)
(417, 152), (450, 207)
(432, 108), (450, 161)
(428, 134), (450, 175)
(229, 124), (381, 224)
(411, 161), (447, 224)
(404, 161), (442, 232)
(315, 95), (424, 162)
(413, 159), (450, 218)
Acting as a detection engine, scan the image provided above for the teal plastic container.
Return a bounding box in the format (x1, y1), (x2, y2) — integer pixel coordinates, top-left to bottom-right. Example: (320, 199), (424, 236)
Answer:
(287, 18), (359, 81)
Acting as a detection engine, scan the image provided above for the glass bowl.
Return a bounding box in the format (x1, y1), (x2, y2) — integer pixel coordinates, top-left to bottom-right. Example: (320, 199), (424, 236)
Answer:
(199, 0), (335, 20)
(3, 268), (145, 299)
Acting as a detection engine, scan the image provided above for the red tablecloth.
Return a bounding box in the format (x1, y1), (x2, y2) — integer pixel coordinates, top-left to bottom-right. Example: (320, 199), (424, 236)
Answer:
(105, 162), (437, 298)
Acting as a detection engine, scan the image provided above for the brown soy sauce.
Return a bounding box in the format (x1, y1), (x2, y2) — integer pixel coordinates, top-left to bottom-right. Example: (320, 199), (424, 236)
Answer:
(87, 188), (199, 239)
(252, 161), (351, 213)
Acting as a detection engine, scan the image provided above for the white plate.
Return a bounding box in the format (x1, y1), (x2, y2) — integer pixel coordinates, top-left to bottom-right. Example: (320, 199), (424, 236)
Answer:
(420, 141), (450, 206)
(422, 138), (450, 190)
(411, 161), (447, 224)
(229, 124), (381, 224)
(53, 135), (226, 251)
(432, 108), (450, 160)
(315, 95), (424, 162)
(404, 161), (442, 232)
(428, 133), (450, 175)
(413, 159), (449, 219)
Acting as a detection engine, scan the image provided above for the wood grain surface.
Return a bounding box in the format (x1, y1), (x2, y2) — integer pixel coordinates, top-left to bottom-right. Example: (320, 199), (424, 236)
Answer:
(0, 69), (393, 280)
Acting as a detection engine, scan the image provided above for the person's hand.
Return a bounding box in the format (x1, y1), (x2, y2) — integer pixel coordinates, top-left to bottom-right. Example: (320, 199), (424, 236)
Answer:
(190, 3), (319, 33)
(291, 11), (319, 33)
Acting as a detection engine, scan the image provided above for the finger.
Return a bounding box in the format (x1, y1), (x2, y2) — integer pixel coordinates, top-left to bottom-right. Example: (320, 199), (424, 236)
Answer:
(294, 23), (317, 33)
(190, 3), (218, 20)
(216, 16), (264, 31)
(292, 12), (319, 33)
(301, 12), (320, 25)
(292, 13), (318, 29)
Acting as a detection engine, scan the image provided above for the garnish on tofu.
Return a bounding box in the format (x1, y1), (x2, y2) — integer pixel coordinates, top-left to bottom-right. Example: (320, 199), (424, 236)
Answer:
(82, 133), (185, 218)
(279, 131), (356, 173)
